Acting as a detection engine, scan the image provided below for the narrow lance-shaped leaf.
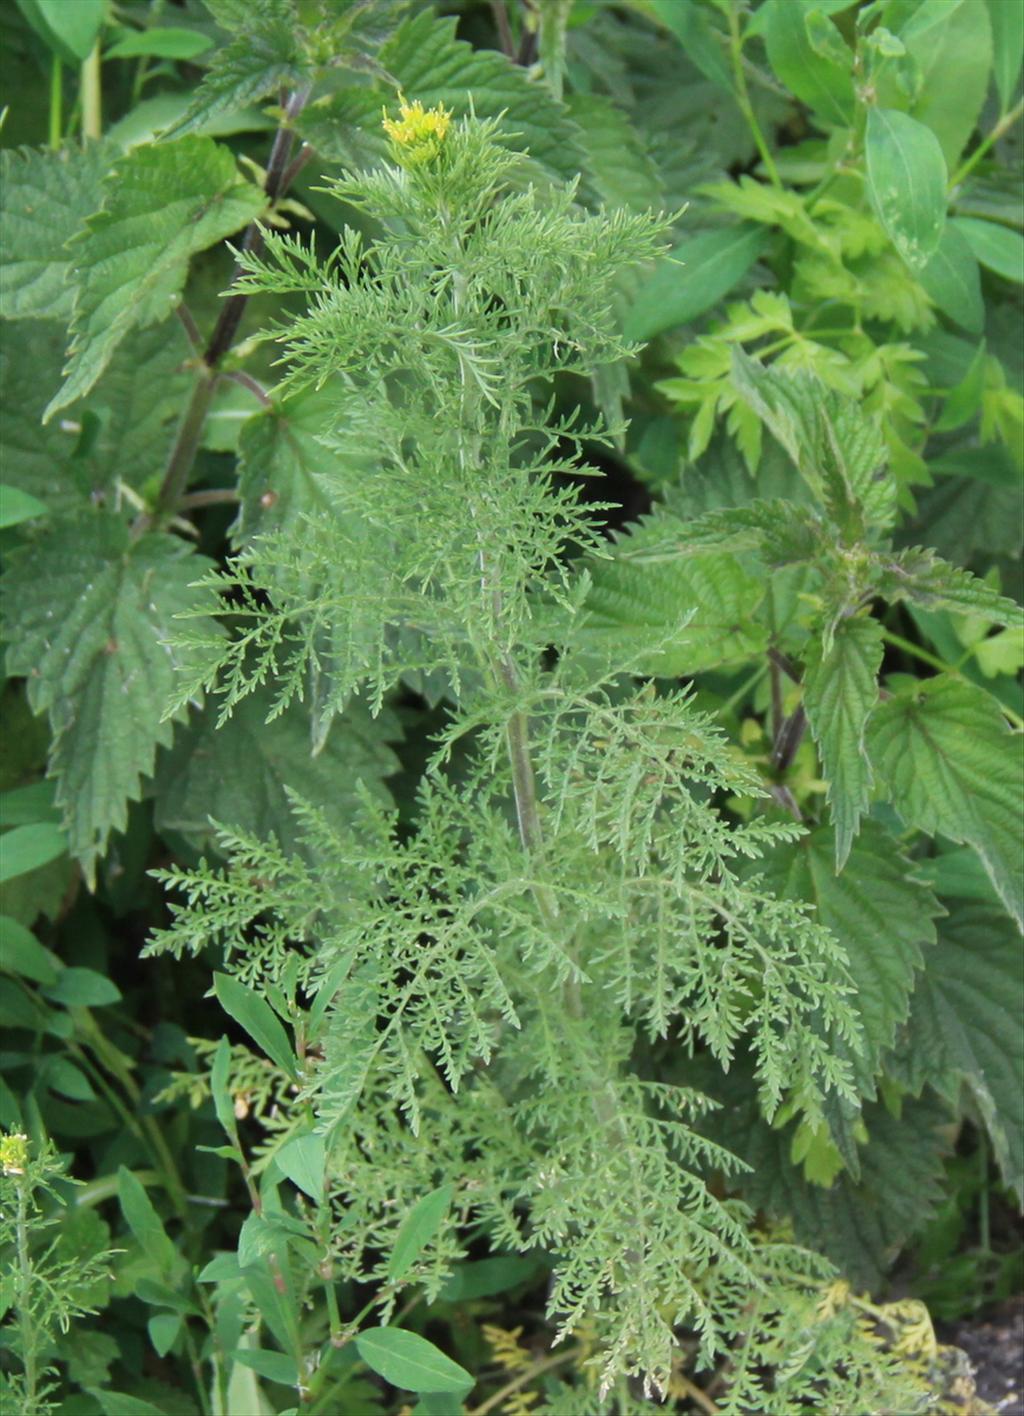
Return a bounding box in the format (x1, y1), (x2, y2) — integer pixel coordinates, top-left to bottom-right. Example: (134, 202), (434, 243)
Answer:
(867, 675), (1023, 927)
(803, 616), (885, 868)
(45, 137), (265, 420)
(212, 972), (299, 1081)
(355, 1327), (473, 1395)
(388, 1184), (454, 1282)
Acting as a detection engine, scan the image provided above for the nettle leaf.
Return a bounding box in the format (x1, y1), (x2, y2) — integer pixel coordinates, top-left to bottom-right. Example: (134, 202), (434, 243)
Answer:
(803, 616), (885, 868)
(297, 11), (586, 183)
(887, 903), (1023, 1200)
(1, 321), (193, 515)
(154, 686), (400, 857)
(872, 546), (1024, 627)
(0, 515), (220, 882)
(755, 823), (939, 1101)
(867, 675), (1023, 927)
(565, 94), (664, 214)
(234, 386), (352, 541)
(0, 142), (110, 321)
(167, 0), (305, 138)
(45, 137), (265, 420)
(865, 108), (947, 273)
(577, 523), (767, 676)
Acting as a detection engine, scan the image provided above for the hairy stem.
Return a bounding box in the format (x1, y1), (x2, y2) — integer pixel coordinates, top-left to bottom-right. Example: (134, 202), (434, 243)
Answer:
(14, 1178), (38, 1412)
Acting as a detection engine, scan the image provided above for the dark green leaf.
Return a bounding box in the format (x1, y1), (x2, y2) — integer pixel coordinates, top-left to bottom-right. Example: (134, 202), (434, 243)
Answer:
(0, 916), (60, 984)
(866, 107), (948, 272)
(761, 0), (855, 127)
(106, 27), (213, 60)
(274, 1132), (325, 1205)
(625, 224), (768, 341)
(917, 223), (983, 332)
(231, 1348), (300, 1385)
(117, 1166), (177, 1273)
(213, 972), (298, 1080)
(43, 966), (120, 1007)
(565, 94), (664, 215)
(0, 486), (48, 528)
(90, 1393), (165, 1416)
(649, 0), (732, 93)
(355, 1328), (473, 1395)
(35, 0), (104, 61)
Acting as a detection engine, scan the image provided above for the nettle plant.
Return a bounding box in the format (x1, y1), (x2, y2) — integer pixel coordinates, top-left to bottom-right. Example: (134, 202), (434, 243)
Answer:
(0, 1), (1022, 1413)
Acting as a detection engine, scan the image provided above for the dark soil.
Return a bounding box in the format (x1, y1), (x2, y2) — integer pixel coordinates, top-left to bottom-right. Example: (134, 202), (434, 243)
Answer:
(947, 1297), (1024, 1414)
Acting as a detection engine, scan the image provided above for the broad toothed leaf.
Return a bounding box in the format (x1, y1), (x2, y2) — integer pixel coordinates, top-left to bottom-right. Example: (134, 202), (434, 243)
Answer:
(44, 138), (264, 420)
(867, 675), (1024, 927)
(1, 516), (221, 882)
(802, 616), (885, 868)
(0, 143), (111, 322)
(887, 903), (1023, 1200)
(872, 546), (1024, 627)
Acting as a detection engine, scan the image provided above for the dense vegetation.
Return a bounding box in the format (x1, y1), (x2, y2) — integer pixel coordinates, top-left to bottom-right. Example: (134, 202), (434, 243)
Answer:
(0, 1), (1021, 1413)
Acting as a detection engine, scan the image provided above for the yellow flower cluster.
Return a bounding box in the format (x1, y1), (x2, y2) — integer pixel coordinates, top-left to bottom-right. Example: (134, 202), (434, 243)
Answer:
(0, 1131), (28, 1176)
(382, 95), (452, 165)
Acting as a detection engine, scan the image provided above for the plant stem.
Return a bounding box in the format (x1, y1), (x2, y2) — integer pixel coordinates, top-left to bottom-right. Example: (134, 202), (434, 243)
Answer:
(14, 1178), (38, 1412)
(728, 4), (781, 188)
(949, 97), (1024, 191)
(80, 43), (101, 141)
(48, 55), (62, 148)
(468, 1348), (578, 1415)
(881, 628), (953, 675)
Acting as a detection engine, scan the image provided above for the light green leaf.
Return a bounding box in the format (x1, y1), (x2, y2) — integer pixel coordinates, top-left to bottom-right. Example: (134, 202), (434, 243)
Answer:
(578, 536), (767, 676)
(803, 616), (885, 868)
(0, 823), (65, 883)
(951, 216), (1024, 283)
(274, 1133), (325, 1205)
(388, 1184), (454, 1282)
(106, 27), (213, 60)
(297, 12), (586, 184)
(91, 1393), (165, 1416)
(1, 516), (221, 882)
(761, 0), (855, 127)
(213, 973), (298, 1080)
(35, 0), (104, 61)
(317, 962), (381, 1137)
(154, 687), (399, 857)
(0, 143), (111, 322)
(565, 94), (664, 215)
(986, 0), (1024, 112)
(756, 823), (938, 1099)
(44, 137), (264, 419)
(210, 1035), (237, 1139)
(867, 675), (1023, 926)
(0, 916), (60, 984)
(900, 0), (992, 167)
(648, 0), (732, 93)
(871, 546), (1024, 627)
(625, 224), (768, 342)
(866, 108), (948, 272)
(118, 1166), (176, 1273)
(917, 223), (983, 332)
(232, 1349), (300, 1386)
(43, 966), (120, 1007)
(355, 1327), (473, 1395)
(147, 1311), (182, 1358)
(0, 486), (48, 529)
(888, 903), (1023, 1199)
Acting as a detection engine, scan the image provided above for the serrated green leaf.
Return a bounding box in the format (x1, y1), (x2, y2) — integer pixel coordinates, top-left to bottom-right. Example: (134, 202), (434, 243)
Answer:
(803, 617), (885, 868)
(625, 224), (768, 342)
(565, 93), (664, 214)
(867, 675), (1023, 926)
(164, 0), (304, 139)
(0, 515), (221, 881)
(872, 546), (1024, 625)
(355, 1327), (472, 1395)
(388, 1184), (454, 1282)
(756, 823), (938, 1099)
(0, 143), (111, 321)
(866, 108), (947, 272)
(297, 11), (586, 184)
(154, 687), (399, 857)
(213, 972), (298, 1080)
(887, 903), (1022, 1199)
(118, 1166), (176, 1273)
(917, 223), (983, 332)
(578, 535), (767, 676)
(952, 216), (1024, 283)
(44, 137), (264, 419)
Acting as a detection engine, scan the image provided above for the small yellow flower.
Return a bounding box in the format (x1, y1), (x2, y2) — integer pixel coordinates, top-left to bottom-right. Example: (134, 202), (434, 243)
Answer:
(0, 1131), (28, 1176)
(382, 95), (452, 165)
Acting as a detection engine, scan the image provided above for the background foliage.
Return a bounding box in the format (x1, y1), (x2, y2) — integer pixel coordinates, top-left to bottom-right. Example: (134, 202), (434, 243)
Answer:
(0, 1), (1021, 1413)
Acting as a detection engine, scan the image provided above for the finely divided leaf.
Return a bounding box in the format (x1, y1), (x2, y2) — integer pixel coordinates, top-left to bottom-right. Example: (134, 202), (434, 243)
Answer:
(0, 143), (110, 321)
(0, 516), (221, 881)
(867, 675), (1023, 926)
(802, 616), (885, 867)
(887, 903), (1023, 1200)
(44, 137), (265, 419)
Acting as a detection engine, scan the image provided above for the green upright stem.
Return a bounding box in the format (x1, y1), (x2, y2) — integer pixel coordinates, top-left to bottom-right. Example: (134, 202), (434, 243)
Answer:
(15, 1179), (38, 1412)
(949, 97), (1024, 190)
(48, 55), (62, 148)
(728, 4), (781, 188)
(80, 43), (101, 140)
